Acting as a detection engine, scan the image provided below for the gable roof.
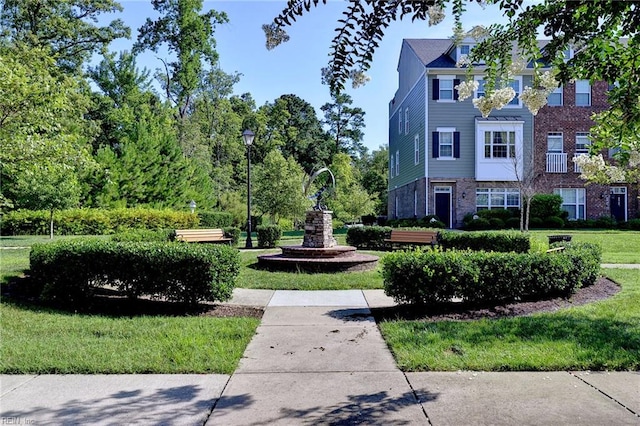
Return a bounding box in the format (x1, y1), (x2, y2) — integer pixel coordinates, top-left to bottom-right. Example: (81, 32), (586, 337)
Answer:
(403, 39), (454, 67)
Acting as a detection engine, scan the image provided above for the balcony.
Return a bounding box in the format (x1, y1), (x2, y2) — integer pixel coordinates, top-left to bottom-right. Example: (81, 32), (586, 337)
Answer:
(546, 152), (567, 173)
(573, 153), (588, 173)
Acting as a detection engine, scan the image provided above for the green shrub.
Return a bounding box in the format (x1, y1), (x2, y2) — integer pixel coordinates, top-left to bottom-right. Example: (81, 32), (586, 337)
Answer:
(380, 242), (601, 305)
(332, 219), (344, 229)
(278, 218), (295, 231)
(346, 226), (392, 250)
(30, 240), (239, 306)
(223, 227), (241, 245)
(488, 218), (505, 229)
(418, 215), (446, 228)
(198, 211), (234, 228)
(528, 194), (563, 219)
(361, 214), (377, 226)
(625, 219), (640, 230)
(595, 216), (617, 229)
(256, 225), (281, 248)
(544, 216), (565, 229)
(505, 217), (521, 229)
(464, 217), (491, 230)
(111, 229), (173, 242)
(477, 209), (514, 221)
(1, 208), (198, 235)
(529, 217), (544, 228)
(438, 231), (530, 253)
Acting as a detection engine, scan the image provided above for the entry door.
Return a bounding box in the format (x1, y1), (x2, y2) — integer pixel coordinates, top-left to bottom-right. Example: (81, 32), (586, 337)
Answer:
(434, 186), (452, 228)
(610, 187), (627, 222)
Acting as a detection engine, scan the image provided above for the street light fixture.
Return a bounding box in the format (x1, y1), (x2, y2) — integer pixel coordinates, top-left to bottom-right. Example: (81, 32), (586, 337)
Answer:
(189, 200), (196, 214)
(242, 129), (255, 248)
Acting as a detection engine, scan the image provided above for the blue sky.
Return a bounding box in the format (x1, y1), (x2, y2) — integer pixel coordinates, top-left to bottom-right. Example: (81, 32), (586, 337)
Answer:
(104, 0), (512, 152)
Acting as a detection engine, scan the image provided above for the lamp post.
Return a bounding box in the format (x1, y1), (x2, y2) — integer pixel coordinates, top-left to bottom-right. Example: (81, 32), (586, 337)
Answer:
(242, 129), (255, 248)
(189, 200), (196, 214)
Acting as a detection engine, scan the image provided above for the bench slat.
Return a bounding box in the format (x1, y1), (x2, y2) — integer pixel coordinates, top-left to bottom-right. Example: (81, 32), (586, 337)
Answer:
(384, 230), (439, 248)
(175, 228), (231, 243)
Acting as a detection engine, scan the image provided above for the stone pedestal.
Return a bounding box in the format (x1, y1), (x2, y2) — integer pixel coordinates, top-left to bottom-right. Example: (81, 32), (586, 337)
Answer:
(302, 210), (337, 248)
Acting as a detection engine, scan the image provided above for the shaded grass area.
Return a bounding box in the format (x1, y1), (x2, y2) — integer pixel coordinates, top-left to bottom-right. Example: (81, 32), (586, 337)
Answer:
(236, 248), (384, 290)
(379, 268), (640, 371)
(0, 300), (260, 374)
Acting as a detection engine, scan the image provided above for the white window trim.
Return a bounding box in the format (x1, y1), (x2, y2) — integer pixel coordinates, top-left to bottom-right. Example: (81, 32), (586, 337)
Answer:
(575, 132), (591, 153)
(404, 107), (409, 135)
(547, 85), (563, 106)
(503, 76), (523, 108)
(398, 111), (402, 134)
(554, 188), (586, 220)
(395, 150), (400, 176)
(475, 119), (524, 181)
(473, 75), (485, 99)
(547, 132), (564, 153)
(414, 134), (420, 165)
(575, 80), (591, 107)
(390, 154), (394, 178)
(476, 188), (521, 210)
(436, 127), (456, 160)
(437, 74), (456, 102)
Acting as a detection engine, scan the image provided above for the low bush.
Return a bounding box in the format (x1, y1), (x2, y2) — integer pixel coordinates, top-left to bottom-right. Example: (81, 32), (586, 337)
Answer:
(29, 240), (239, 306)
(528, 194), (563, 219)
(257, 225), (281, 248)
(2, 208), (198, 235)
(111, 229), (173, 242)
(544, 216), (565, 229)
(477, 209), (515, 222)
(464, 217), (491, 231)
(438, 231), (530, 253)
(346, 226), (392, 250)
(418, 215), (446, 228)
(197, 211), (234, 228)
(505, 217), (521, 229)
(223, 227), (241, 246)
(380, 242), (601, 305)
(621, 219), (640, 230)
(595, 216), (617, 229)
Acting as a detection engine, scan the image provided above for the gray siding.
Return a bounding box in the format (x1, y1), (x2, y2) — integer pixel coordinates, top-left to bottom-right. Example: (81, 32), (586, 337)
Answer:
(391, 41), (427, 114)
(426, 73), (534, 179)
(389, 74), (426, 191)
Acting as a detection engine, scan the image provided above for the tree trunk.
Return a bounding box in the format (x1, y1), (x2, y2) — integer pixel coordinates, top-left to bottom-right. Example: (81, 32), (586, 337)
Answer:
(49, 209), (54, 239)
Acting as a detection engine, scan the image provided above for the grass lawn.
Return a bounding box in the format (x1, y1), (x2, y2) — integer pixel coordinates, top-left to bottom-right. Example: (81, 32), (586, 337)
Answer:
(528, 230), (640, 264)
(0, 301), (260, 374)
(379, 268), (640, 372)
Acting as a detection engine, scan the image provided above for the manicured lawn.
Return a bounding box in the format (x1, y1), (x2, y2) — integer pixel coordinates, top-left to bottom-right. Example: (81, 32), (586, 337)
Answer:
(528, 230), (640, 264)
(378, 268), (640, 372)
(0, 302), (260, 374)
(237, 248), (384, 290)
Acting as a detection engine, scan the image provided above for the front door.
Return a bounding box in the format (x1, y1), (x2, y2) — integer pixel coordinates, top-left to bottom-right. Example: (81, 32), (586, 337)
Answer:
(434, 186), (452, 228)
(610, 187), (627, 222)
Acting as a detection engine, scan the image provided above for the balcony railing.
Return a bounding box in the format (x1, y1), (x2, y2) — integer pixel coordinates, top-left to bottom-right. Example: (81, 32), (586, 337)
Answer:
(573, 153), (588, 173)
(546, 152), (567, 173)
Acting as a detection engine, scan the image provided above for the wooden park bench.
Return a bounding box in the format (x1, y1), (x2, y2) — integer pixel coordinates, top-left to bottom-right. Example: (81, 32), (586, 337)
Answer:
(384, 230), (439, 250)
(175, 228), (232, 244)
(545, 246), (565, 253)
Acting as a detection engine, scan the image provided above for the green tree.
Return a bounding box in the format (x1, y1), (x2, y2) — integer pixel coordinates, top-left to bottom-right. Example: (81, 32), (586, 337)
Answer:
(133, 0), (228, 120)
(0, 0), (129, 73)
(328, 153), (376, 223)
(0, 42), (95, 212)
(253, 150), (307, 224)
(359, 145), (388, 215)
(320, 92), (366, 158)
(259, 94), (334, 173)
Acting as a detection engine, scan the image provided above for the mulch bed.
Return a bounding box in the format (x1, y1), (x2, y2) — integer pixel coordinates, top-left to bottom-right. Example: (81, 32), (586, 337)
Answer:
(371, 277), (621, 322)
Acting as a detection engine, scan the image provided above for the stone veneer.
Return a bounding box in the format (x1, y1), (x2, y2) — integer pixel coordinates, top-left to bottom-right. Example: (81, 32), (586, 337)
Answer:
(303, 210), (337, 248)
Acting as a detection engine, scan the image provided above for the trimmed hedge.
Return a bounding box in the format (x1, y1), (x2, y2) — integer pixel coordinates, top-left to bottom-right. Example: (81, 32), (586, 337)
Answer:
(223, 227), (241, 246)
(381, 242), (601, 305)
(111, 229), (174, 242)
(257, 225), (281, 248)
(346, 226), (392, 250)
(29, 240), (239, 305)
(197, 211), (234, 228)
(2, 208), (198, 235)
(438, 231), (531, 253)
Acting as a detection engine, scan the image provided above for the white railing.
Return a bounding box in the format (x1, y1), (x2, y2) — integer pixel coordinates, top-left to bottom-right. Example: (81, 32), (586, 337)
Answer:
(546, 152), (567, 173)
(573, 153), (587, 173)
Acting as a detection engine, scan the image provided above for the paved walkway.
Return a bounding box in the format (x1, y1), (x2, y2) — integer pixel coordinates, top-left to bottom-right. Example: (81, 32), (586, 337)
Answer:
(2, 289), (639, 425)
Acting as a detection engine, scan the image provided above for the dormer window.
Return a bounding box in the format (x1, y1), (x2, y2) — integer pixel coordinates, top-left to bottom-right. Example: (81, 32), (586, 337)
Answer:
(460, 44), (471, 56)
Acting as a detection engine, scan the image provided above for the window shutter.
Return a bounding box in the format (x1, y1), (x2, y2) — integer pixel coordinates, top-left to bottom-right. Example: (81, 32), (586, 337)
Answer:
(453, 132), (461, 158)
(432, 132), (439, 158)
(453, 79), (460, 100)
(432, 79), (440, 100)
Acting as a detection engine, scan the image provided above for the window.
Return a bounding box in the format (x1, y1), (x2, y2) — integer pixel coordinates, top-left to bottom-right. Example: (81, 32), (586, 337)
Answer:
(390, 154), (394, 178)
(507, 78), (521, 106)
(476, 188), (520, 211)
(460, 44), (471, 55)
(575, 132), (590, 153)
(475, 78), (485, 98)
(414, 134), (420, 165)
(432, 128), (460, 159)
(398, 111), (402, 134)
(432, 76), (459, 101)
(404, 108), (409, 134)
(547, 86), (563, 106)
(547, 132), (563, 153)
(576, 80), (591, 106)
(554, 188), (586, 220)
(483, 130), (516, 158)
(440, 79), (454, 100)
(395, 150), (400, 175)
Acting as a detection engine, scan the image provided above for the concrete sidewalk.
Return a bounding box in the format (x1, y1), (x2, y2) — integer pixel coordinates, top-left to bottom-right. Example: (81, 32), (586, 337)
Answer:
(2, 289), (639, 425)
